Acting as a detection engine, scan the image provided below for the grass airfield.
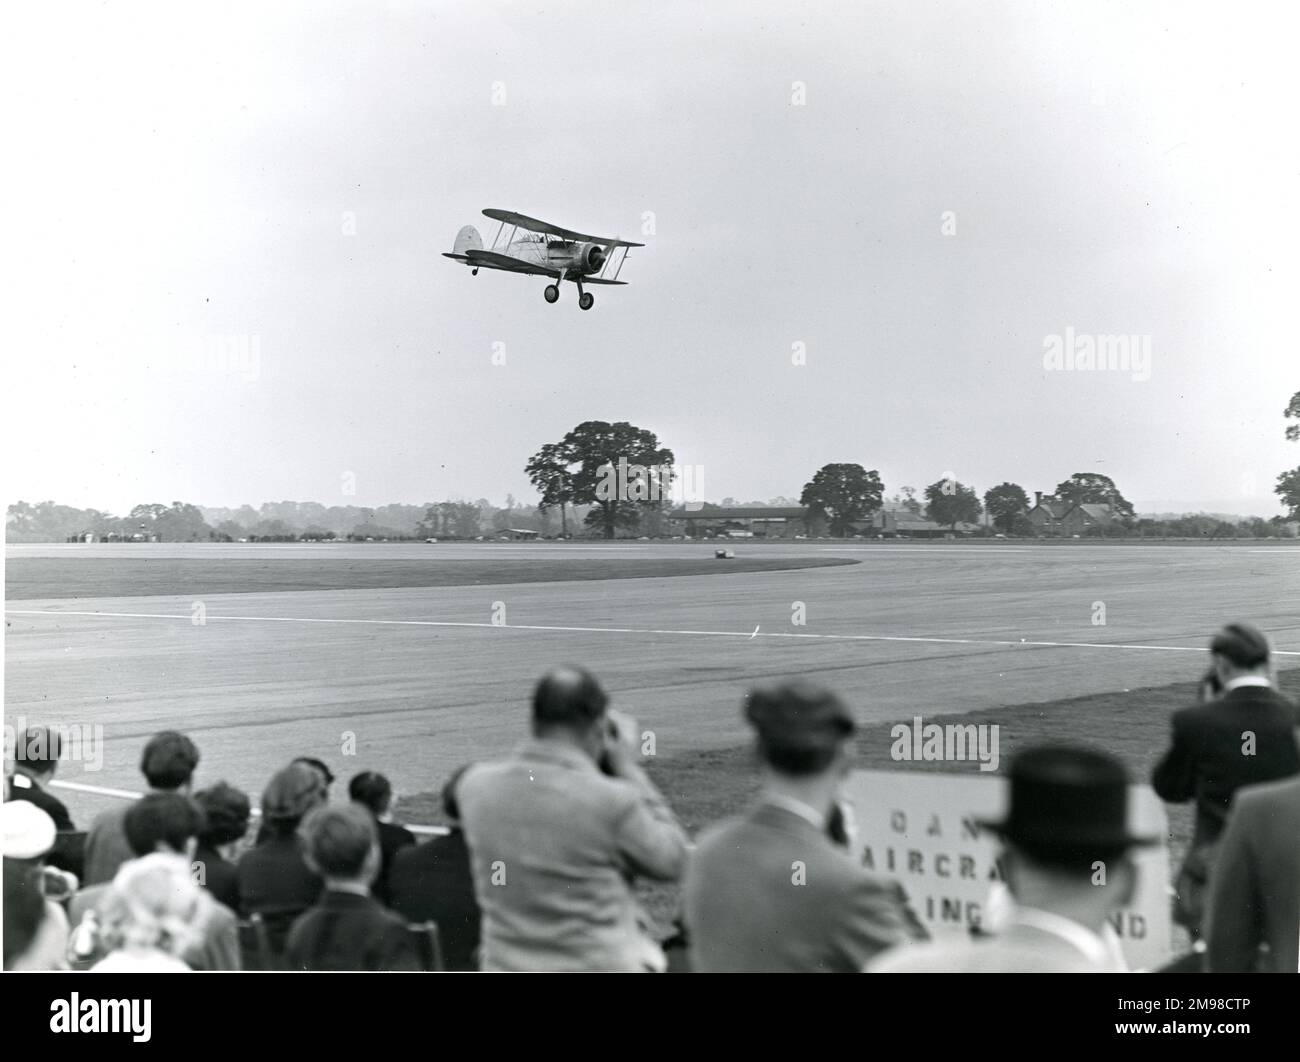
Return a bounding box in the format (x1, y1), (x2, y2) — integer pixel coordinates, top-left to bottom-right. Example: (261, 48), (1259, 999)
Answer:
(5, 540), (1298, 835)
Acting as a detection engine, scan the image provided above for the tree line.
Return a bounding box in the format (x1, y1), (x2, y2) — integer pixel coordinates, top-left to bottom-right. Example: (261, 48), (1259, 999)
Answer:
(10, 396), (1299, 542)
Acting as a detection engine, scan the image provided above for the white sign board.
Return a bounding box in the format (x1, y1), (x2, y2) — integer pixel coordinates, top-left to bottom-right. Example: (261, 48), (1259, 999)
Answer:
(841, 769), (1172, 970)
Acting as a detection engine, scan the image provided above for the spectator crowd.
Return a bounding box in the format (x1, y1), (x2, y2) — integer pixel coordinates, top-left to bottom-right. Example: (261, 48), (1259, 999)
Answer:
(3, 621), (1298, 973)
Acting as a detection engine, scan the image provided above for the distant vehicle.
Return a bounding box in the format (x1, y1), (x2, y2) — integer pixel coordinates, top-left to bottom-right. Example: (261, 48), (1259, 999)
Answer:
(443, 209), (643, 311)
(724, 530), (754, 539)
(425, 537), (438, 543)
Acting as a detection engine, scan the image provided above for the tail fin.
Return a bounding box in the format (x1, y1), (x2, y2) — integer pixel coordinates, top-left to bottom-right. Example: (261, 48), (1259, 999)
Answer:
(453, 225), (483, 255)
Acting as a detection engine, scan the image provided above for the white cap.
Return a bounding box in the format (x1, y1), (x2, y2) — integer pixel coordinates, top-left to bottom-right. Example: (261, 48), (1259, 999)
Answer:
(1, 800), (58, 859)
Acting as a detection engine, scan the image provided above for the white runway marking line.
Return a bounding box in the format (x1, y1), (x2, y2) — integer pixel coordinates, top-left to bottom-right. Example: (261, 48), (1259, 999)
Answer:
(8, 607), (1297, 656)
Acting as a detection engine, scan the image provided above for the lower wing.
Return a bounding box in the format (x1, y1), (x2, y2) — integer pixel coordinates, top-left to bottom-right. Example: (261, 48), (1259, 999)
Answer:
(462, 249), (556, 276)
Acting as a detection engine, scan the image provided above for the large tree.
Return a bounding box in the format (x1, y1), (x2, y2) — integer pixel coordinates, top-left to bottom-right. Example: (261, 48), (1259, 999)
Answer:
(525, 441), (576, 537)
(1053, 472), (1135, 520)
(983, 482), (1030, 533)
(527, 421), (674, 540)
(1277, 391), (1300, 518)
(925, 478), (982, 530)
(800, 463), (883, 536)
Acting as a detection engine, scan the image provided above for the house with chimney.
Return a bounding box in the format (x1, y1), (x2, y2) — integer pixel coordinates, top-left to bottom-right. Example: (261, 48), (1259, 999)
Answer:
(1026, 492), (1070, 534)
(1060, 503), (1116, 535)
(1026, 491), (1118, 536)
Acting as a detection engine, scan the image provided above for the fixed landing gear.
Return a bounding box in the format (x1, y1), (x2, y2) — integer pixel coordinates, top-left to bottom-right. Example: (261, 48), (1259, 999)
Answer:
(472, 268), (479, 276)
(542, 280), (595, 310)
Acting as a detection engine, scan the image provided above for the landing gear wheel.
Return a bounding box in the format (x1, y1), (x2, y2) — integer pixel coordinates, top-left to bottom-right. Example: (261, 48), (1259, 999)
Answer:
(543, 284), (560, 304)
(472, 268), (479, 276)
(578, 292), (595, 311)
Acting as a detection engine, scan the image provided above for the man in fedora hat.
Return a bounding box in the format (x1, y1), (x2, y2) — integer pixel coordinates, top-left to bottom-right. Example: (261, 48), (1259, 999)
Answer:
(869, 744), (1157, 973)
(683, 681), (927, 972)
(1151, 623), (1300, 940)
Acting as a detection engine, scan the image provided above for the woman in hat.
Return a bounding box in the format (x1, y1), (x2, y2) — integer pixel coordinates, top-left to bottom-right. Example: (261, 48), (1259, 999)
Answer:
(235, 762), (327, 961)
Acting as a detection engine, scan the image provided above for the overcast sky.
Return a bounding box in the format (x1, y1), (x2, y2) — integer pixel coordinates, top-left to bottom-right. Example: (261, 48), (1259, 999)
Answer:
(6, 0), (1297, 517)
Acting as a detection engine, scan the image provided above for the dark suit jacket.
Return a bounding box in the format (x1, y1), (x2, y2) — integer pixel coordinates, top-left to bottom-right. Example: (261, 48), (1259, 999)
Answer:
(1151, 686), (1300, 845)
(684, 802), (928, 972)
(285, 888), (420, 971)
(236, 833), (323, 957)
(373, 820), (416, 905)
(6, 772), (84, 879)
(1206, 775), (1300, 972)
(388, 829), (481, 971)
(195, 843), (240, 913)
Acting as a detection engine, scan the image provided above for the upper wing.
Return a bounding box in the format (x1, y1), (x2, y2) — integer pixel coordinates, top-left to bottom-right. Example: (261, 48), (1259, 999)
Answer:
(463, 248), (557, 276)
(483, 208), (644, 247)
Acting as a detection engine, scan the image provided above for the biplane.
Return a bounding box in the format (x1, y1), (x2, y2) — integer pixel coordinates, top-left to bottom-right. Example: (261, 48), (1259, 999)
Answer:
(443, 209), (643, 310)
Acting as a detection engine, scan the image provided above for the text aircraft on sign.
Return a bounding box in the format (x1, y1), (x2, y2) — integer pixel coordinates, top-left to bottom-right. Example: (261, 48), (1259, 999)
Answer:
(443, 209), (643, 311)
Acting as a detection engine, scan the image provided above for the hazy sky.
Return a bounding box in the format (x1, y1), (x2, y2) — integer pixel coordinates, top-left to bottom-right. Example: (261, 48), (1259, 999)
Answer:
(6, 1), (1297, 516)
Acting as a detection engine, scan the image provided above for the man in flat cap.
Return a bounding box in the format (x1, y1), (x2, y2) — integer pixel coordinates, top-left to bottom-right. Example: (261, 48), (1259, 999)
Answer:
(1151, 623), (1300, 941)
(869, 744), (1155, 973)
(457, 666), (689, 971)
(683, 681), (927, 972)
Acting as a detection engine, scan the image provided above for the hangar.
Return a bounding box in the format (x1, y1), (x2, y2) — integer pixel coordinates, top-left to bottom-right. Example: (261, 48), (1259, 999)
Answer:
(666, 507), (808, 539)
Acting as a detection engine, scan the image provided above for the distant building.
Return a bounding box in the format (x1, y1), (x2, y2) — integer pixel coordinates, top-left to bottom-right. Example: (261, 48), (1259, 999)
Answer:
(496, 527), (541, 541)
(1026, 492), (1071, 534)
(1027, 492), (1118, 536)
(666, 507), (808, 539)
(870, 507), (979, 538)
(1060, 503), (1116, 535)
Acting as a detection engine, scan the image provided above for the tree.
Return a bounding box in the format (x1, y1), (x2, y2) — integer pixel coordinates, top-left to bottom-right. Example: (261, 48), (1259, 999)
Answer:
(214, 520), (247, 541)
(525, 442), (576, 537)
(1277, 391), (1300, 517)
(925, 478), (982, 531)
(983, 482), (1030, 534)
(528, 421), (674, 540)
(899, 486), (923, 515)
(1276, 468), (1300, 520)
(800, 464), (883, 536)
(1053, 473), (1135, 521)
(251, 519), (296, 541)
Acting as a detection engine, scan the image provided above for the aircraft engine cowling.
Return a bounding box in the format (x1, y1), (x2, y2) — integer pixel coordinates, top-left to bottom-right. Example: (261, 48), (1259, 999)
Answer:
(576, 242), (607, 274)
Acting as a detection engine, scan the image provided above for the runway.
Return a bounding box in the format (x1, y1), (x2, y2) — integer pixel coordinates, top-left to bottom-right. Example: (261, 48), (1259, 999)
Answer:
(5, 540), (1298, 823)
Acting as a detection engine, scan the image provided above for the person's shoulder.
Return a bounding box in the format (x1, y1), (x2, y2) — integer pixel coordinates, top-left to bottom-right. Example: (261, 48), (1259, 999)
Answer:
(88, 803), (125, 830)
(18, 783), (69, 816)
(379, 819), (416, 845)
(866, 937), (966, 972)
(1170, 700), (1215, 728)
(201, 893), (238, 931)
(693, 813), (749, 852)
(455, 759), (514, 802)
(1234, 772), (1300, 813)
